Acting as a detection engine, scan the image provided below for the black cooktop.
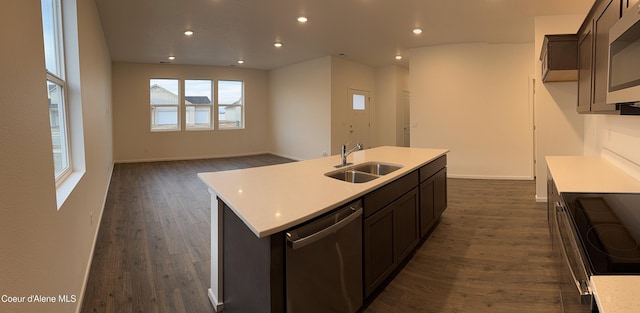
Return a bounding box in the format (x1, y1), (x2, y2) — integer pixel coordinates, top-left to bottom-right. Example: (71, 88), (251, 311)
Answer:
(562, 193), (640, 275)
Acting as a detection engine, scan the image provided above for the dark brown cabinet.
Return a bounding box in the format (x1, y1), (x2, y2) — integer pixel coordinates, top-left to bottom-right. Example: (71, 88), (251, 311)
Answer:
(540, 34), (578, 83)
(577, 22), (594, 113)
(624, 0), (640, 15)
(420, 168), (447, 237)
(363, 155), (447, 298)
(577, 0), (622, 113)
(363, 185), (419, 297)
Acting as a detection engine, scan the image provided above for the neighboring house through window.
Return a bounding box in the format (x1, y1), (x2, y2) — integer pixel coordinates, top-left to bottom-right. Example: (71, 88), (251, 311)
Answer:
(150, 79), (180, 131)
(42, 0), (71, 181)
(185, 79), (213, 130)
(149, 78), (244, 131)
(218, 80), (244, 129)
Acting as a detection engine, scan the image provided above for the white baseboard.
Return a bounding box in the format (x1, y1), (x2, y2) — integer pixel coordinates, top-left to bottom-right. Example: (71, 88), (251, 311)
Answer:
(76, 162), (114, 313)
(447, 173), (535, 180)
(114, 151), (276, 163)
(208, 288), (224, 312)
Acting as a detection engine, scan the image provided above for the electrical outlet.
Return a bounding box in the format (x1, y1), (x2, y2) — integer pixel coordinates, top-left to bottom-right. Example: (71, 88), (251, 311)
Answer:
(90, 212), (93, 226)
(322, 151), (328, 157)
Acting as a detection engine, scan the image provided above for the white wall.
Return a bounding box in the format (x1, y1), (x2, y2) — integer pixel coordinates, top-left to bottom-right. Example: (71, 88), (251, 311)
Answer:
(112, 63), (270, 162)
(269, 57), (332, 160)
(331, 57), (376, 155)
(374, 66), (409, 147)
(410, 43), (535, 179)
(585, 115), (640, 180)
(0, 0), (113, 312)
(534, 15), (586, 199)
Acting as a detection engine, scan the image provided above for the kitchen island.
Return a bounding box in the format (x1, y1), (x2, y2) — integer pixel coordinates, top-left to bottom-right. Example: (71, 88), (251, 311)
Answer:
(198, 146), (449, 312)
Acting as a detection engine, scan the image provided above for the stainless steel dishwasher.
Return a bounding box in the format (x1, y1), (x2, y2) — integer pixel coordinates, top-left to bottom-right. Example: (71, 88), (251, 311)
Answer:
(285, 199), (363, 313)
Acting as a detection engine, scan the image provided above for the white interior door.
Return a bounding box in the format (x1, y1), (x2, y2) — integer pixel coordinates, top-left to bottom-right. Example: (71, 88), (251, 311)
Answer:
(348, 89), (370, 148)
(402, 90), (410, 147)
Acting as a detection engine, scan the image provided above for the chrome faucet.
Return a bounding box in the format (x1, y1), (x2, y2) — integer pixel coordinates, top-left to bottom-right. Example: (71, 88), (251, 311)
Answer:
(336, 143), (363, 168)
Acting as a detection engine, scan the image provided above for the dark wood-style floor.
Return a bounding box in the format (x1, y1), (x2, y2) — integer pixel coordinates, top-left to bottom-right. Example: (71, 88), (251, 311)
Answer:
(81, 155), (560, 313)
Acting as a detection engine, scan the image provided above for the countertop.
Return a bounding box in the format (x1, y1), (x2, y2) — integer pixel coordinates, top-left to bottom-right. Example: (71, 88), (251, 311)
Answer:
(546, 156), (640, 193)
(591, 276), (640, 313)
(547, 155), (640, 313)
(198, 146), (449, 238)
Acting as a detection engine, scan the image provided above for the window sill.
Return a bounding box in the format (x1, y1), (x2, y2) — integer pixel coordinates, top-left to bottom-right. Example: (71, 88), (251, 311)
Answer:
(56, 170), (85, 210)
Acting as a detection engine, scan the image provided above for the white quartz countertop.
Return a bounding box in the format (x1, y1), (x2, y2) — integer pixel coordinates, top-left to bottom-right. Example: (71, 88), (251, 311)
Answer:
(591, 276), (640, 313)
(547, 155), (640, 313)
(546, 156), (640, 193)
(198, 146), (449, 238)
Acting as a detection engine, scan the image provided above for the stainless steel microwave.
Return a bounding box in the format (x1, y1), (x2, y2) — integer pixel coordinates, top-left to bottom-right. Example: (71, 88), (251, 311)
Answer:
(608, 2), (640, 105)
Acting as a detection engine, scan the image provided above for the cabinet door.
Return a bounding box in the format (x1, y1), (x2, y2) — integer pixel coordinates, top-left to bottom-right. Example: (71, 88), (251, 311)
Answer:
(363, 204), (395, 297)
(420, 177), (436, 237)
(393, 188), (420, 263)
(433, 168), (447, 218)
(577, 22), (593, 113)
(578, 22), (593, 112)
(624, 0), (640, 15)
(591, 0), (621, 111)
(420, 168), (447, 237)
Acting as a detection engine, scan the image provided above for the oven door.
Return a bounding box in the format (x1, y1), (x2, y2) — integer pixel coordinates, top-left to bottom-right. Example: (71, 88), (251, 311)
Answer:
(553, 201), (596, 313)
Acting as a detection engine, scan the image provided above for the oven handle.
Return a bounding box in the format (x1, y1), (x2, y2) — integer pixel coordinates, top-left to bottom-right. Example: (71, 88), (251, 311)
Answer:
(555, 202), (592, 304)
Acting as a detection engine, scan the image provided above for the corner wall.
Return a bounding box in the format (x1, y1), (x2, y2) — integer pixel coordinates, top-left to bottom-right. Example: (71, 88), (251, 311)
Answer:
(0, 0), (113, 312)
(534, 15), (586, 199)
(410, 43), (535, 179)
(374, 66), (409, 147)
(269, 57), (332, 160)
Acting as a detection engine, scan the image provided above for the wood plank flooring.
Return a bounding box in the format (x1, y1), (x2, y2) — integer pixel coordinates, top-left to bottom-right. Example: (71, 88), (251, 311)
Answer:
(363, 179), (561, 313)
(82, 156), (561, 313)
(80, 155), (295, 313)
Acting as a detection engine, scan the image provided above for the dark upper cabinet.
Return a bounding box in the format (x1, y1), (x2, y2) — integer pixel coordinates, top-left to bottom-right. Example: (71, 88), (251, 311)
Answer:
(577, 0), (622, 113)
(578, 23), (594, 113)
(540, 34), (578, 83)
(624, 0), (640, 15)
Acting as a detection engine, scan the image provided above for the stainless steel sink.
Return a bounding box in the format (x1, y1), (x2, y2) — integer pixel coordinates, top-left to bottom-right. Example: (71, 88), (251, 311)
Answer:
(325, 162), (403, 183)
(350, 162), (402, 175)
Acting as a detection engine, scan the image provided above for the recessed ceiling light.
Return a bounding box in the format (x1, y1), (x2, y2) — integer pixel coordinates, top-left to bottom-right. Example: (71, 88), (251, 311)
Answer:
(413, 28), (423, 35)
(168, 56), (176, 60)
(395, 55), (403, 60)
(184, 30), (194, 36)
(237, 60), (245, 64)
(274, 42), (283, 48)
(297, 16), (308, 23)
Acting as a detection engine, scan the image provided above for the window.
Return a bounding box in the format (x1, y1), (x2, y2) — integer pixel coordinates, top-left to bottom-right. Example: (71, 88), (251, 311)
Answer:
(185, 79), (213, 129)
(150, 79), (180, 130)
(218, 80), (244, 129)
(42, 0), (71, 180)
(353, 94), (366, 110)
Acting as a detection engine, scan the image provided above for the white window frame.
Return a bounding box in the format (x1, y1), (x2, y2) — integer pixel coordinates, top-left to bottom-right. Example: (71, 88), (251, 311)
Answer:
(150, 78), (181, 131)
(217, 80), (245, 130)
(185, 79), (214, 130)
(42, 0), (72, 184)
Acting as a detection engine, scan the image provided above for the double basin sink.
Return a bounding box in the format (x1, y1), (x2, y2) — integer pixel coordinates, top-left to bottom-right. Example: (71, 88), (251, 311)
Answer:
(325, 162), (403, 183)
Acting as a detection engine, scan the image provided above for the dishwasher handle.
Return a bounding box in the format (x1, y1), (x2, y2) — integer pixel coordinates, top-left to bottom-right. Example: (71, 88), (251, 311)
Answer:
(286, 206), (362, 250)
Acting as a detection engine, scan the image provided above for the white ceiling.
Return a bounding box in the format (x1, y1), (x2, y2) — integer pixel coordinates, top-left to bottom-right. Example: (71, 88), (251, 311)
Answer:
(94, 0), (595, 70)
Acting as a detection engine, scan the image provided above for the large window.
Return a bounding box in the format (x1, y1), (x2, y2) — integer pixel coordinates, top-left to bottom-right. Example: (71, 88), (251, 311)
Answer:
(150, 79), (180, 130)
(185, 79), (213, 130)
(218, 80), (244, 129)
(42, 0), (70, 180)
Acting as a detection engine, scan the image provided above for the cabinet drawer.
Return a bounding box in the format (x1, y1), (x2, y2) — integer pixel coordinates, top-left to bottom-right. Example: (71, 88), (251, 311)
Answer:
(364, 171), (419, 218)
(420, 155), (446, 182)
